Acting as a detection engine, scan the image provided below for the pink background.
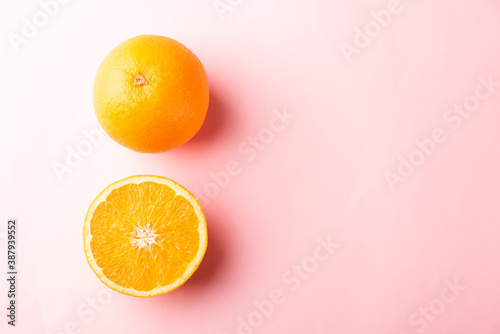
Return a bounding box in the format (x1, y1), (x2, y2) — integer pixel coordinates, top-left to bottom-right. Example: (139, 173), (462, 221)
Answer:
(2, 0), (500, 333)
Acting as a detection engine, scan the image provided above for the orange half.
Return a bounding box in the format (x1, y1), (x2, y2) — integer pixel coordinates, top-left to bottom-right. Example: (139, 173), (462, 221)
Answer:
(83, 175), (207, 297)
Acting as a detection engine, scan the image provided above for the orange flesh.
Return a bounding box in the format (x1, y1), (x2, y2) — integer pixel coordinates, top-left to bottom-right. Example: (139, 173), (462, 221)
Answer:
(89, 182), (200, 291)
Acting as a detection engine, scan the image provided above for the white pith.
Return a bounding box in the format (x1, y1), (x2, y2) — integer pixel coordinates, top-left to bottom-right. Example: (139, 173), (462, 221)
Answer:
(131, 223), (158, 249)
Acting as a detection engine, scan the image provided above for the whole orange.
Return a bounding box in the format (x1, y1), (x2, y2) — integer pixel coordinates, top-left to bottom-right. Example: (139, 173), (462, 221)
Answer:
(93, 35), (209, 153)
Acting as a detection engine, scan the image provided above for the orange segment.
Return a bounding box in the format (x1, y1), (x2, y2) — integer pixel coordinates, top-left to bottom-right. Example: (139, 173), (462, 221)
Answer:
(83, 175), (207, 297)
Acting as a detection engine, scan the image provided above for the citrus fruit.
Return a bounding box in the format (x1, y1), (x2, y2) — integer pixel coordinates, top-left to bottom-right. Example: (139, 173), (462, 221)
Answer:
(83, 175), (207, 297)
(93, 35), (209, 153)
